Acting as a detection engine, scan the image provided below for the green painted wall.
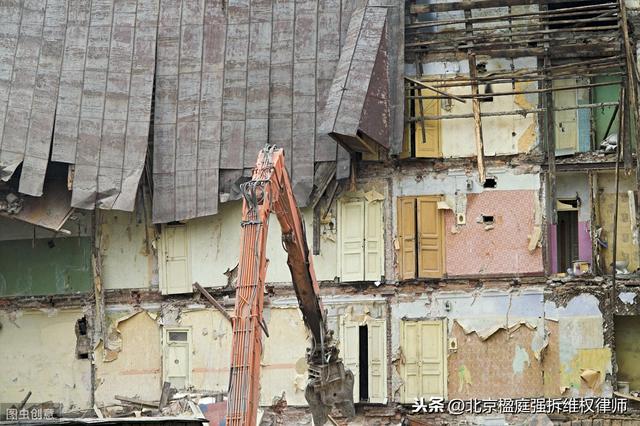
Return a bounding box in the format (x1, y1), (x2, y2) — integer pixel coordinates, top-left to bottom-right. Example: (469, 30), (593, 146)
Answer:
(593, 76), (620, 144)
(0, 237), (92, 296)
(614, 315), (640, 391)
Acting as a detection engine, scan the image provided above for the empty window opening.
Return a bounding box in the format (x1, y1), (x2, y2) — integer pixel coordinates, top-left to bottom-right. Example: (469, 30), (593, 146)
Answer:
(358, 325), (369, 402)
(483, 177), (497, 189)
(481, 215), (494, 225)
(479, 84), (494, 103)
(547, 1), (615, 30)
(557, 210), (579, 273)
(75, 316), (90, 360)
(614, 316), (640, 392)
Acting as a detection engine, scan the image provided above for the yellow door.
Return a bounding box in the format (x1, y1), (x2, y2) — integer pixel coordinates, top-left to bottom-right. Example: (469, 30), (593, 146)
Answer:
(340, 200), (365, 281)
(397, 197), (417, 280)
(419, 321), (445, 398)
(340, 317), (361, 400)
(417, 196), (444, 278)
(162, 224), (191, 294)
(414, 89), (441, 158)
(364, 200), (383, 281)
(401, 320), (446, 403)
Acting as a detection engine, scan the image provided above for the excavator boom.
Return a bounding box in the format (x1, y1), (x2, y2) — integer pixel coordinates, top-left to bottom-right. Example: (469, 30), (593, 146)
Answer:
(226, 146), (355, 426)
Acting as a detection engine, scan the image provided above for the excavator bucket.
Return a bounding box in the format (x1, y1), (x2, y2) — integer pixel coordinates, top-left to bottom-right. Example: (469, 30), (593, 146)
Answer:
(305, 359), (355, 426)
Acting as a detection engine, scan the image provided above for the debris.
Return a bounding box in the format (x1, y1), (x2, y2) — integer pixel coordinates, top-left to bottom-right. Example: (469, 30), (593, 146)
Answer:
(114, 395), (159, 408)
(271, 391), (287, 414)
(580, 369), (601, 389)
(224, 263), (239, 288)
(18, 390), (32, 410)
(600, 133), (618, 153)
(159, 381), (172, 410)
(193, 282), (232, 323)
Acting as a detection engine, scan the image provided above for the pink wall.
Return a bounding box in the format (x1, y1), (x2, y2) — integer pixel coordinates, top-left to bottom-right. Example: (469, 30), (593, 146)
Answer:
(445, 190), (544, 277)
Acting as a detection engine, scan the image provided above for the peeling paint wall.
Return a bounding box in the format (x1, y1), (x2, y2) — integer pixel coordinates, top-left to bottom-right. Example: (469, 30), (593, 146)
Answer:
(414, 57), (539, 157)
(0, 309), (92, 411)
(444, 190), (543, 276)
(391, 291), (611, 402)
(439, 82), (538, 157)
(177, 309), (232, 392)
(100, 211), (156, 290)
(614, 315), (640, 391)
(596, 172), (639, 273)
(94, 310), (162, 406)
(259, 307), (310, 407)
(186, 201), (338, 288)
(448, 322), (543, 399)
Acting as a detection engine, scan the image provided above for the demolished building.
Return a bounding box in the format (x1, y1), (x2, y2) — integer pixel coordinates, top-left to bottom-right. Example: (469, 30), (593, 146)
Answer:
(2, 0), (640, 424)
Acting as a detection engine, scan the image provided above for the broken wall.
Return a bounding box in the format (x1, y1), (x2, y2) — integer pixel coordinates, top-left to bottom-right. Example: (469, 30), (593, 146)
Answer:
(259, 307), (310, 407)
(173, 309), (232, 393)
(596, 172), (639, 273)
(185, 201), (338, 288)
(100, 211), (157, 290)
(551, 173), (592, 273)
(414, 58), (539, 157)
(391, 290), (611, 402)
(393, 168), (543, 278)
(0, 309), (92, 411)
(94, 310), (162, 406)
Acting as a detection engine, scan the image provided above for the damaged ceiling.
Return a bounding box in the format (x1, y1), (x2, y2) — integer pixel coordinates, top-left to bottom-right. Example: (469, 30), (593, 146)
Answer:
(0, 0), (403, 224)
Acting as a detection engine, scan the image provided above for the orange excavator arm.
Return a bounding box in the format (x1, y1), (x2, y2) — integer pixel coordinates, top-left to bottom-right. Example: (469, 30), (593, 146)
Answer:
(226, 146), (355, 426)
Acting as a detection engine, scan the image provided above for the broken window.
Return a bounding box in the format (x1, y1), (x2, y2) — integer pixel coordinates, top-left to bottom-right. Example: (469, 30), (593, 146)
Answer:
(159, 223), (192, 295)
(399, 320), (446, 403)
(338, 197), (384, 282)
(397, 196), (445, 280)
(163, 327), (191, 390)
(340, 317), (387, 404)
(402, 87), (442, 159)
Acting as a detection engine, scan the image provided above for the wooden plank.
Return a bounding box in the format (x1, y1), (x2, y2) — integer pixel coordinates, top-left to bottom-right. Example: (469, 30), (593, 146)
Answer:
(468, 52), (486, 183)
(193, 282), (232, 322)
(411, 0), (616, 14)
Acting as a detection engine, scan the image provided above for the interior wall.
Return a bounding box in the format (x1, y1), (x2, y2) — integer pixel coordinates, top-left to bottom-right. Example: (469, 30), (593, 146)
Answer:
(188, 201), (338, 288)
(444, 190), (543, 276)
(0, 309), (92, 411)
(94, 311), (162, 406)
(448, 322), (544, 399)
(100, 211), (156, 290)
(597, 172), (639, 273)
(614, 315), (640, 391)
(178, 309), (232, 393)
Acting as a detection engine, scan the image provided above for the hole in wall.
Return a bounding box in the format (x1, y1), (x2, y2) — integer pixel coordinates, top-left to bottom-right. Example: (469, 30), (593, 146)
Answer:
(75, 316), (90, 360)
(483, 177), (497, 189)
(482, 215), (495, 225)
(479, 84), (494, 103)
